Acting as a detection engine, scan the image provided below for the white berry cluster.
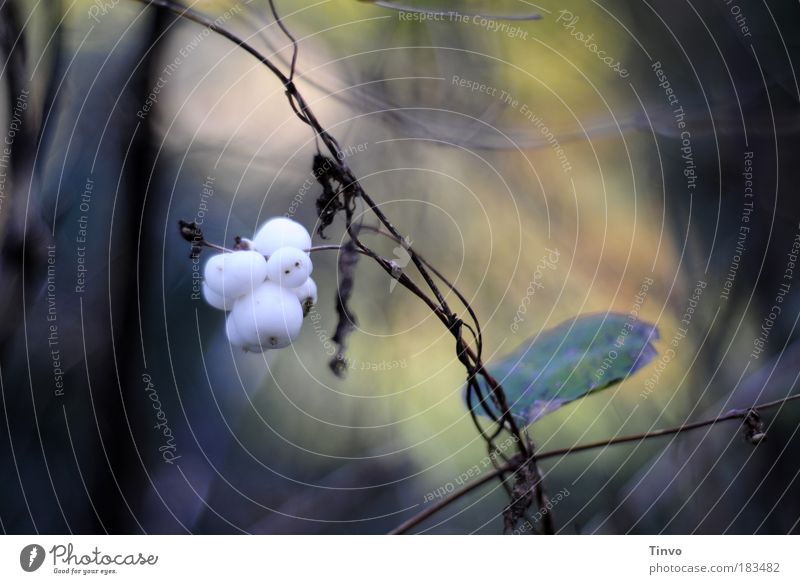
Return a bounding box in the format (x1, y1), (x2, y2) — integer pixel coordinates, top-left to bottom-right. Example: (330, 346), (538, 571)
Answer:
(202, 217), (318, 352)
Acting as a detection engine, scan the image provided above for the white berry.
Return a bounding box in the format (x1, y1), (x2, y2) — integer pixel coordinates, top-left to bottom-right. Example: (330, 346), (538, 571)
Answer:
(231, 281), (303, 349)
(204, 250), (268, 299)
(202, 281), (235, 311)
(225, 314), (246, 346)
(290, 278), (317, 315)
(265, 247), (312, 288)
(203, 253), (227, 295)
(253, 217), (311, 256)
(224, 314), (266, 353)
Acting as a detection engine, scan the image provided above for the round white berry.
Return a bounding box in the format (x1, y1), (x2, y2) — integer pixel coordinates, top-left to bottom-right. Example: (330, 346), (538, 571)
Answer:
(290, 278), (317, 315)
(231, 281), (303, 349)
(204, 250), (268, 299)
(265, 246), (312, 288)
(225, 314), (246, 346)
(202, 281), (235, 311)
(202, 253), (227, 295)
(252, 217), (311, 256)
(225, 314), (268, 353)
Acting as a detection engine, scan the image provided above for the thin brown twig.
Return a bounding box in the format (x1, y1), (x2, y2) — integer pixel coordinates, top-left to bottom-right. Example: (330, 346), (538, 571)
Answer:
(389, 392), (800, 534)
(267, 0), (298, 80)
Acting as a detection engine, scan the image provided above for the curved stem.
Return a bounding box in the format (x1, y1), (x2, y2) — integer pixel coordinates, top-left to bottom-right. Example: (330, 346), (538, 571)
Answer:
(204, 241), (233, 253)
(135, 0), (291, 84)
(267, 0), (298, 80)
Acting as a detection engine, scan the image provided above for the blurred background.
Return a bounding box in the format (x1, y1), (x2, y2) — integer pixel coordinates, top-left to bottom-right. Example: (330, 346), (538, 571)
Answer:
(0, 0), (799, 534)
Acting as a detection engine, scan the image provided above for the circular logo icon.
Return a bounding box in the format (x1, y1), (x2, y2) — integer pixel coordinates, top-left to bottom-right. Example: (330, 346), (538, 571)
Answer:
(19, 544), (45, 572)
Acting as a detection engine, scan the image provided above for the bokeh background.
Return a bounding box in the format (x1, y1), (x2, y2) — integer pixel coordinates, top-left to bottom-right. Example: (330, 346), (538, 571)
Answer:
(1, 0), (799, 534)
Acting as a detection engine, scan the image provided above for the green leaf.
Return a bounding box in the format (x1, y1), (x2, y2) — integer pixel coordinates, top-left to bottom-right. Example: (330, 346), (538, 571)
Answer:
(473, 313), (659, 425)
